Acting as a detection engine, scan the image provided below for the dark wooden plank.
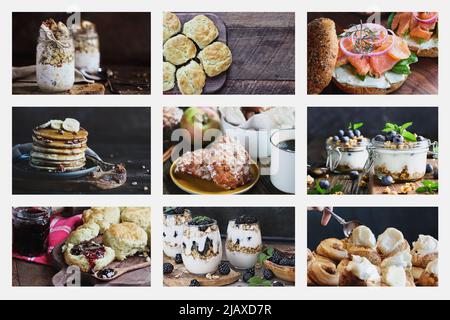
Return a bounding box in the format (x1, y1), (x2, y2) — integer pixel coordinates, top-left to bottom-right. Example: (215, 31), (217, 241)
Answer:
(12, 260), (19, 287)
(218, 12), (295, 28)
(218, 79), (295, 95)
(307, 12), (438, 95)
(14, 259), (55, 287)
(163, 158), (285, 195)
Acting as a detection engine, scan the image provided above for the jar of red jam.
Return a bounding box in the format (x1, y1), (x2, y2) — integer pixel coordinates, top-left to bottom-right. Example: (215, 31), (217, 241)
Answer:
(12, 207), (51, 256)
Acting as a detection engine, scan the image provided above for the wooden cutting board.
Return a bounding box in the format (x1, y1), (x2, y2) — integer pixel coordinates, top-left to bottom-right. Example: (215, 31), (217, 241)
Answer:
(164, 12), (228, 95)
(51, 239), (151, 287)
(163, 257), (240, 287)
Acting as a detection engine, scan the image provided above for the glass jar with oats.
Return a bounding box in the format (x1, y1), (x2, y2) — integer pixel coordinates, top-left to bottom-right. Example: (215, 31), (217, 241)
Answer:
(36, 19), (75, 92)
(71, 20), (100, 72)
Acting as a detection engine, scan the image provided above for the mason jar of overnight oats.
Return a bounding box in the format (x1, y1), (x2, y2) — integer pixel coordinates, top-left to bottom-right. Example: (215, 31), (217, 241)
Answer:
(163, 208), (192, 258)
(36, 19), (75, 92)
(371, 138), (431, 182)
(181, 217), (222, 275)
(71, 21), (100, 72)
(326, 136), (369, 172)
(225, 216), (262, 270)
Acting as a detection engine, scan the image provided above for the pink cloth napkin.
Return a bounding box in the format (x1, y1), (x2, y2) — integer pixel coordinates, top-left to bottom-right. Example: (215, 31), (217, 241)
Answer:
(13, 212), (82, 266)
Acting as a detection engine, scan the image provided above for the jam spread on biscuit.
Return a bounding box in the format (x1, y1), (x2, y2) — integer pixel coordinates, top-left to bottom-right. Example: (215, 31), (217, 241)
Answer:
(70, 241), (106, 271)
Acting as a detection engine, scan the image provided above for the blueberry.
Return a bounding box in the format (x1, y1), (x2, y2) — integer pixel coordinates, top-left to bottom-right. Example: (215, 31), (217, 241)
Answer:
(341, 136), (350, 143)
(349, 171), (360, 181)
(426, 164), (434, 174)
(190, 279), (201, 287)
(374, 135), (386, 142)
(386, 131), (397, 141)
(347, 130), (355, 139)
(319, 180), (330, 190)
(333, 136), (340, 142)
(392, 135), (404, 145)
(354, 130), (361, 137)
(338, 130), (345, 138)
(417, 136), (425, 142)
(381, 176), (394, 186)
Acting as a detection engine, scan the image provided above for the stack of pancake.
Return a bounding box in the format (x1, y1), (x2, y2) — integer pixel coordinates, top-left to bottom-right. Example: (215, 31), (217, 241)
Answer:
(30, 118), (88, 172)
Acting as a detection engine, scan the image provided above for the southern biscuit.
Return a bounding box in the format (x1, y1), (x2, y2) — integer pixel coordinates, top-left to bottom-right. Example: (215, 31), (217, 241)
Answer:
(176, 61), (206, 95)
(163, 61), (176, 91)
(183, 15), (218, 49)
(198, 41), (232, 77)
(103, 222), (148, 261)
(163, 34), (197, 66)
(163, 12), (181, 43)
(82, 207), (121, 234)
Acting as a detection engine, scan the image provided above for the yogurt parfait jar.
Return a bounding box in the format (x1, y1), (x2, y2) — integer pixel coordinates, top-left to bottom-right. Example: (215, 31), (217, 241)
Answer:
(225, 216), (262, 270)
(163, 207), (192, 258)
(370, 138), (433, 182)
(326, 135), (369, 173)
(36, 19), (75, 92)
(181, 217), (222, 275)
(71, 20), (100, 72)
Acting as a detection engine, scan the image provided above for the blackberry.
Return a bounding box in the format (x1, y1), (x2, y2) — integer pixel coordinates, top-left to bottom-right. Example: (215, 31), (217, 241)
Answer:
(279, 258), (291, 267)
(246, 267), (255, 277)
(190, 279), (201, 287)
(235, 215), (258, 225)
(175, 254), (183, 264)
(242, 272), (253, 283)
(270, 249), (284, 264)
(272, 281), (285, 287)
(163, 263), (174, 274)
(188, 216), (214, 226)
(263, 269), (274, 280)
(165, 207), (185, 215)
(218, 263), (231, 275)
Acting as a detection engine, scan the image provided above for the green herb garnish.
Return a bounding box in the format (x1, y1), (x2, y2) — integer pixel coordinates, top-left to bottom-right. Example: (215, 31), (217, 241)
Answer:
(391, 53), (418, 75)
(348, 122), (364, 131)
(258, 247), (274, 265)
(416, 180), (438, 194)
(308, 181), (343, 195)
(382, 122), (417, 142)
(387, 12), (396, 30)
(247, 276), (272, 287)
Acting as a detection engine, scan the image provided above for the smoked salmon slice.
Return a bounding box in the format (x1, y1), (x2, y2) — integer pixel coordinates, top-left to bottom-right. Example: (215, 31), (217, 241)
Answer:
(392, 12), (437, 41)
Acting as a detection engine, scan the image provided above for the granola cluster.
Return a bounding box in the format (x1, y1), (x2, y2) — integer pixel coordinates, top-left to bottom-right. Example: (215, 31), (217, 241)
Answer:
(226, 240), (262, 255)
(375, 165), (423, 181)
(328, 136), (367, 150)
(71, 21), (100, 54)
(37, 19), (74, 67)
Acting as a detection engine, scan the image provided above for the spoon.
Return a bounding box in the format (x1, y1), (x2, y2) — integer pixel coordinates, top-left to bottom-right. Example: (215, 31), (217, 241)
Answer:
(92, 261), (151, 282)
(325, 208), (361, 237)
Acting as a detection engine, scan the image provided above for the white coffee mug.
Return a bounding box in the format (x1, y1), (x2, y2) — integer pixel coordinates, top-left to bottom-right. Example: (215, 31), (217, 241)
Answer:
(270, 129), (295, 194)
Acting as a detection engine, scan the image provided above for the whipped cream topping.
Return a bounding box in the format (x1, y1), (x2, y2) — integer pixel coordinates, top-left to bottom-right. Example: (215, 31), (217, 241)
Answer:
(220, 107), (295, 130)
(40, 19), (71, 41)
(383, 265), (407, 287)
(377, 228), (405, 255)
(426, 259), (438, 277)
(346, 256), (380, 282)
(412, 235), (438, 257)
(381, 251), (412, 269)
(351, 226), (376, 249)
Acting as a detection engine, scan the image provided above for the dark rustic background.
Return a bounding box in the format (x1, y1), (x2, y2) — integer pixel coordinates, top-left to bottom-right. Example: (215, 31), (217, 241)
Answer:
(12, 12), (151, 67)
(307, 107), (439, 165)
(308, 207), (438, 249)
(180, 207), (295, 242)
(12, 107), (151, 194)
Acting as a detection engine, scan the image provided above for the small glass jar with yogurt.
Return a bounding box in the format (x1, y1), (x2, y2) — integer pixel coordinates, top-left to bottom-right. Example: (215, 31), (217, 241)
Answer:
(326, 137), (369, 173)
(371, 139), (432, 181)
(225, 217), (262, 270)
(36, 19), (75, 92)
(163, 208), (192, 258)
(181, 217), (222, 275)
(71, 21), (100, 72)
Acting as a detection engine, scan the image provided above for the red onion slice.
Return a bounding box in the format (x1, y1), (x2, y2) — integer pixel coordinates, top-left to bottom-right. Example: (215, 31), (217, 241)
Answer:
(340, 26), (395, 58)
(413, 12), (438, 24)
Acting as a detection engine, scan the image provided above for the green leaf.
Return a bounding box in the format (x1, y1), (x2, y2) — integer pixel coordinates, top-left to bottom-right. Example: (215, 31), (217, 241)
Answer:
(382, 128), (393, 133)
(258, 247), (274, 265)
(416, 186), (428, 193)
(400, 122), (413, 132)
(391, 53), (418, 75)
(247, 277), (272, 287)
(353, 122), (364, 130)
(402, 130), (417, 142)
(330, 184), (343, 194)
(387, 12), (396, 30)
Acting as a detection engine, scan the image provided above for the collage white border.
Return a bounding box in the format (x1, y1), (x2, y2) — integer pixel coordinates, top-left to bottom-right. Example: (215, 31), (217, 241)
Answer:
(2, 0), (447, 300)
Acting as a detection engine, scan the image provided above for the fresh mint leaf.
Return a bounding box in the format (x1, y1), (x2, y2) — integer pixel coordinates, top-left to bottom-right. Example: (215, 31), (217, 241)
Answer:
(416, 186), (428, 193)
(247, 277), (272, 287)
(330, 184), (343, 194)
(353, 122), (364, 130)
(400, 122), (413, 131)
(402, 130), (417, 142)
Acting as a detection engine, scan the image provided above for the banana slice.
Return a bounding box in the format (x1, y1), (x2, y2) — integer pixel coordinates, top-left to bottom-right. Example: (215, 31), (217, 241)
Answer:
(62, 118), (80, 133)
(50, 120), (63, 130)
(38, 120), (52, 129)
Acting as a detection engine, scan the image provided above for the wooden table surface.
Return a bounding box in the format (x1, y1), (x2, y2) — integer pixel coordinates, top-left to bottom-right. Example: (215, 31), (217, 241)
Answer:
(13, 143), (151, 194)
(163, 158), (285, 195)
(166, 12), (295, 95)
(308, 12), (438, 95)
(12, 65), (150, 95)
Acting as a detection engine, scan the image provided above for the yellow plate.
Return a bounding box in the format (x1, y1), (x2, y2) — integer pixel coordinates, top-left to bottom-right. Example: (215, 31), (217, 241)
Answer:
(169, 159), (260, 195)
